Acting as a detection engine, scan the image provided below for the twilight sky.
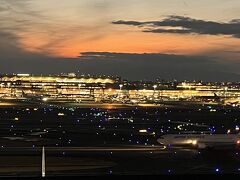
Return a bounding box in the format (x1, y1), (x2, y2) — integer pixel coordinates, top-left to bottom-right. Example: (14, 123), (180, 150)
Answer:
(0, 0), (240, 81)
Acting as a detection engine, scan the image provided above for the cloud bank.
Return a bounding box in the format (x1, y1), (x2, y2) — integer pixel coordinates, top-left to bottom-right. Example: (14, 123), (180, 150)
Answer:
(113, 16), (240, 38)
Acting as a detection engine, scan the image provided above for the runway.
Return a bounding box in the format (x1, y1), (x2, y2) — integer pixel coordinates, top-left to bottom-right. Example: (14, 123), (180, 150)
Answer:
(0, 145), (239, 176)
(0, 145), (169, 177)
(0, 145), (166, 152)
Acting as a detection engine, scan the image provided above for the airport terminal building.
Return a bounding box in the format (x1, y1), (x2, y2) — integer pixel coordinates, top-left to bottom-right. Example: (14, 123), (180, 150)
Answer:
(0, 74), (118, 101)
(0, 74), (239, 105)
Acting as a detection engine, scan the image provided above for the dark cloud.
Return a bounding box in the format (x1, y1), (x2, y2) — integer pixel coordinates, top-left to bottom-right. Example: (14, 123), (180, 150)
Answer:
(112, 20), (144, 26)
(112, 15), (240, 38)
(0, 31), (78, 74)
(78, 52), (240, 81)
(143, 28), (192, 34)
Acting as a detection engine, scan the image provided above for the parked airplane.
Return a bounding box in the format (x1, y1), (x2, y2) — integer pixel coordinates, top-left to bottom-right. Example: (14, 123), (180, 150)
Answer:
(195, 93), (222, 103)
(157, 132), (240, 150)
(21, 91), (50, 102)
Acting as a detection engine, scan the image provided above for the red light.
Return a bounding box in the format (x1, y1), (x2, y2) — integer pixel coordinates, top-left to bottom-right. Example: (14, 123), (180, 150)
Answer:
(237, 140), (240, 145)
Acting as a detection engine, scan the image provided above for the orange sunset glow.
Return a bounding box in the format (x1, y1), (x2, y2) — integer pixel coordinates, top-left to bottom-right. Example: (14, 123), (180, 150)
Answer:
(17, 30), (240, 58)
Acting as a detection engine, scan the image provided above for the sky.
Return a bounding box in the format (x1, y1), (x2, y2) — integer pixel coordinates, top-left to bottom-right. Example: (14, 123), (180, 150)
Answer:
(0, 0), (240, 81)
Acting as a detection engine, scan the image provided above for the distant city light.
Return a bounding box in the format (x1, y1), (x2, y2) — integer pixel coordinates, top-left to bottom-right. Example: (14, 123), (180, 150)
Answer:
(139, 129), (147, 133)
(17, 74), (30, 77)
(192, 140), (197, 145)
(42, 97), (48, 102)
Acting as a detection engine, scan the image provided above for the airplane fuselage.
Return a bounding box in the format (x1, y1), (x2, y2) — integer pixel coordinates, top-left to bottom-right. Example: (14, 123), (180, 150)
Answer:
(158, 134), (240, 149)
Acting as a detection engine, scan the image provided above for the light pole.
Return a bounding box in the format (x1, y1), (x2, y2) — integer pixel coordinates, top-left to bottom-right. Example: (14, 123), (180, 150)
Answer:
(153, 85), (157, 102)
(119, 84), (123, 101)
(153, 85), (157, 94)
(224, 87), (228, 98)
(119, 84), (123, 91)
